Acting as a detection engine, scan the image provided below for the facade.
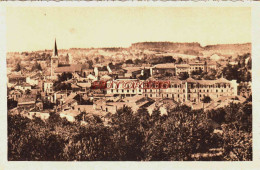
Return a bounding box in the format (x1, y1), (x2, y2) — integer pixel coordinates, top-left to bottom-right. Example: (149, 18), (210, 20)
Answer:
(8, 75), (26, 84)
(189, 62), (206, 73)
(14, 83), (32, 93)
(17, 97), (36, 110)
(44, 81), (54, 94)
(105, 77), (237, 104)
(106, 79), (143, 97)
(175, 64), (190, 75)
(26, 77), (39, 86)
(175, 61), (217, 75)
(152, 63), (176, 76)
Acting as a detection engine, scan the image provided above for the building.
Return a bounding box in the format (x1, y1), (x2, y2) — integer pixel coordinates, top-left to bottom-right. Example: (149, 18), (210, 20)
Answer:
(152, 63), (176, 76)
(8, 75), (26, 84)
(26, 76), (39, 86)
(175, 61), (217, 75)
(43, 81), (54, 94)
(51, 39), (59, 78)
(189, 61), (206, 73)
(175, 64), (190, 75)
(8, 89), (23, 101)
(14, 83), (32, 93)
(17, 96), (36, 110)
(106, 76), (237, 104)
(50, 39), (85, 79)
(106, 79), (143, 97)
(156, 77), (237, 103)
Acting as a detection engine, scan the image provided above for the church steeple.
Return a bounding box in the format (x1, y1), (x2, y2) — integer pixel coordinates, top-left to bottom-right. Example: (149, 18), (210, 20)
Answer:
(53, 38), (58, 56)
(51, 38), (59, 78)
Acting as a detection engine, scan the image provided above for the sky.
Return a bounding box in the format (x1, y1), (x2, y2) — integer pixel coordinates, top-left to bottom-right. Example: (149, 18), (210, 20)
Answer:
(6, 7), (251, 52)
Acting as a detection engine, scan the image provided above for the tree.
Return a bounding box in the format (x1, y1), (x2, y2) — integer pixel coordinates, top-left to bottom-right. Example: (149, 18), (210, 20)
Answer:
(134, 59), (142, 65)
(203, 69), (217, 80)
(7, 99), (17, 110)
(202, 96), (211, 103)
(25, 89), (31, 95)
(57, 72), (73, 82)
(109, 106), (144, 160)
(126, 59), (133, 64)
(8, 102), (252, 161)
(32, 61), (42, 71)
(87, 60), (93, 69)
(222, 124), (252, 161)
(14, 62), (21, 72)
(178, 72), (189, 80)
(176, 57), (183, 64)
(145, 106), (213, 161)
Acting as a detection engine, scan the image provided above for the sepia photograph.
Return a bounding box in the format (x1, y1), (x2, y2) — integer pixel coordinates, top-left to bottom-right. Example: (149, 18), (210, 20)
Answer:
(6, 7), (252, 161)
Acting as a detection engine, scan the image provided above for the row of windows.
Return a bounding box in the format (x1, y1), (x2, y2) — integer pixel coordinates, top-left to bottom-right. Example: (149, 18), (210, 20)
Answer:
(144, 93), (185, 98)
(188, 89), (226, 93)
(109, 83), (231, 89)
(110, 89), (139, 93)
(188, 84), (231, 88)
(110, 88), (230, 94)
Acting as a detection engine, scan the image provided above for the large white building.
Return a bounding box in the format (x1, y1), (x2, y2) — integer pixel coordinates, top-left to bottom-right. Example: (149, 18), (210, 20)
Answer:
(105, 76), (238, 104)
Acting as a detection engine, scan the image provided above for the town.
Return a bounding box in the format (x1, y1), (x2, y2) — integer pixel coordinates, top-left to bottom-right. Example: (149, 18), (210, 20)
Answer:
(7, 40), (252, 123)
(6, 6), (253, 162)
(7, 40), (252, 161)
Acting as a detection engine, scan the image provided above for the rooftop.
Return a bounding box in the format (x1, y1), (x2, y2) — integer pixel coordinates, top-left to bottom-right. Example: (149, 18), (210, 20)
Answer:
(153, 63), (175, 69)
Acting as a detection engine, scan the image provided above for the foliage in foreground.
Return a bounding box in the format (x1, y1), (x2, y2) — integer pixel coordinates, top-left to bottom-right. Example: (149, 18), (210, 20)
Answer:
(8, 102), (252, 161)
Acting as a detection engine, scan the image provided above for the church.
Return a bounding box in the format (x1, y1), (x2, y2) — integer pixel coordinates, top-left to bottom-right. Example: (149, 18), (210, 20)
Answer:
(50, 39), (88, 80)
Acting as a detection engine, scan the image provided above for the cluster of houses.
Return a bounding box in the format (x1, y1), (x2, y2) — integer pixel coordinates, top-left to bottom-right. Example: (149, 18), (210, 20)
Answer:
(7, 40), (251, 124)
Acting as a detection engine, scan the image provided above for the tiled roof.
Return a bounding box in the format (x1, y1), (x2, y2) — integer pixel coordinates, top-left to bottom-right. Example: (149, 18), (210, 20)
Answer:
(185, 77), (197, 83)
(215, 77), (231, 83)
(77, 82), (91, 88)
(100, 75), (112, 81)
(71, 84), (80, 89)
(55, 64), (82, 73)
(123, 67), (143, 73)
(175, 64), (190, 68)
(18, 97), (36, 104)
(63, 93), (77, 104)
(154, 63), (175, 69)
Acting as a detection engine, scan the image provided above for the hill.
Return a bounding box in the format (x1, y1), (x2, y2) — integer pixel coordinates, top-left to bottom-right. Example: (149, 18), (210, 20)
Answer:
(130, 42), (251, 58)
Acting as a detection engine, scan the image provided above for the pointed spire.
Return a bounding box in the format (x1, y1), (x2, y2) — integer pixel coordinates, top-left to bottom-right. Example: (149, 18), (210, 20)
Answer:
(53, 38), (58, 56)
